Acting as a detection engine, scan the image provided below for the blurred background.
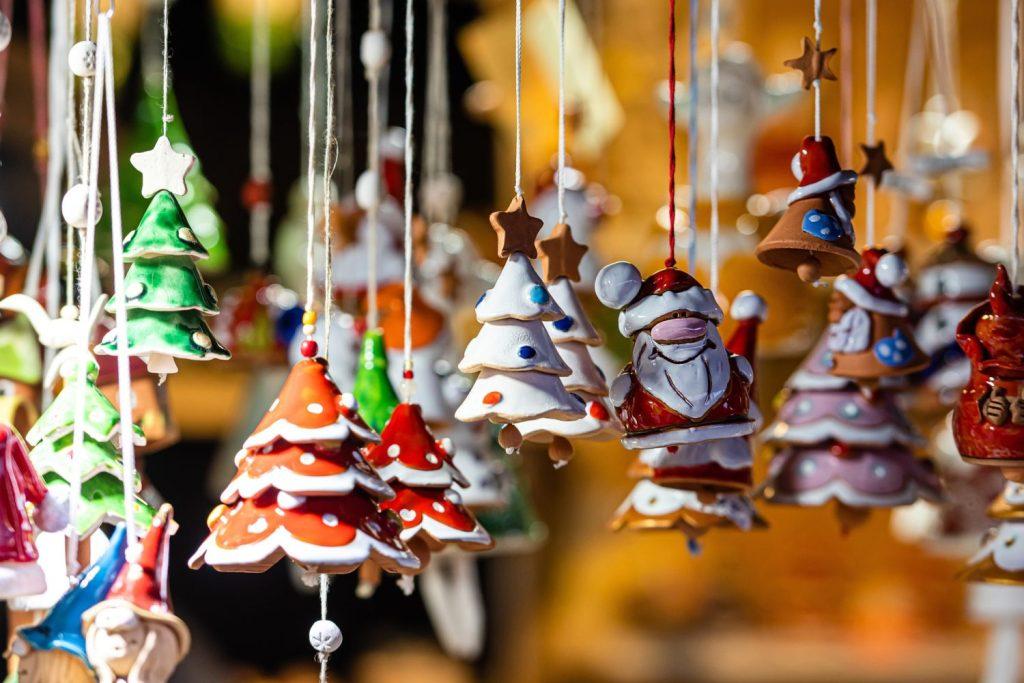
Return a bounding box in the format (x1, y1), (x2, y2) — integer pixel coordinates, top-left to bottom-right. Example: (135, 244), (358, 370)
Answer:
(0, 0), (1016, 681)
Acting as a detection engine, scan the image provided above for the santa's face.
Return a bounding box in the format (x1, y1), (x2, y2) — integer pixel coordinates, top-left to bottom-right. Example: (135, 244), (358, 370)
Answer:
(88, 605), (147, 675)
(633, 314), (731, 418)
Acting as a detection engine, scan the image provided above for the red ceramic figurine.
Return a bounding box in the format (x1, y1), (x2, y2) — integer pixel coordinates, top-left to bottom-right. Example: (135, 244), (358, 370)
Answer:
(954, 265), (1024, 468)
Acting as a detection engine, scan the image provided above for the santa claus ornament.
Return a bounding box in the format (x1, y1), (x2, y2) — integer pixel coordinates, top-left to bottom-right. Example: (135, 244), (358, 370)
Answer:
(0, 426), (68, 599)
(517, 223), (622, 465)
(84, 505), (190, 683)
(953, 265), (1024, 467)
(456, 196), (584, 452)
(826, 248), (928, 382)
(595, 262), (756, 449)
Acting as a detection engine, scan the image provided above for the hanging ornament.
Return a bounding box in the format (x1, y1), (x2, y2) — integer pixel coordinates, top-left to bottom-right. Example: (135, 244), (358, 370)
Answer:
(83, 505), (189, 683)
(10, 525), (129, 683)
(959, 482), (1024, 584)
(755, 135), (860, 283)
(595, 262), (755, 449)
(953, 266), (1024, 467)
(825, 248), (928, 381)
(189, 356), (420, 575)
(94, 188), (230, 375)
(96, 353), (178, 453)
(353, 328), (400, 433)
(912, 224), (996, 412)
(761, 326), (942, 531)
(518, 224), (622, 465)
(25, 356), (154, 539)
(0, 426), (68, 599)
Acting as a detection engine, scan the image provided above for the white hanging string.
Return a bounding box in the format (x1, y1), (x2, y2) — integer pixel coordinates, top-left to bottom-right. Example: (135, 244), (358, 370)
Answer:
(318, 574), (331, 682)
(686, 0), (698, 272)
(322, 0), (336, 353)
(708, 0), (720, 295)
(1012, 0), (1021, 284)
(69, 0), (108, 575)
(865, 0), (877, 246)
(99, 11), (139, 555)
(160, 0), (171, 134)
(79, 0), (94, 187)
(249, 0), (272, 267)
(401, 0), (415, 400)
(423, 0), (452, 224)
(889, 0), (926, 242)
(336, 0), (354, 196)
(365, 0), (384, 329)
(514, 0), (523, 197)
(556, 0), (567, 223)
(813, 0), (822, 141)
(304, 0), (320, 312)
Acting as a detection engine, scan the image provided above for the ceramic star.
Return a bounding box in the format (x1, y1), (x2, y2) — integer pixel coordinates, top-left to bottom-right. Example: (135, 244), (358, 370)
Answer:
(783, 36), (837, 90)
(537, 223), (588, 283)
(130, 135), (195, 198)
(489, 195), (543, 259)
(859, 141), (894, 186)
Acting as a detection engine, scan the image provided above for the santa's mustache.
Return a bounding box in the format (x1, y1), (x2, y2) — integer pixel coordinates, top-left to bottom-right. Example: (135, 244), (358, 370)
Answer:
(644, 338), (716, 365)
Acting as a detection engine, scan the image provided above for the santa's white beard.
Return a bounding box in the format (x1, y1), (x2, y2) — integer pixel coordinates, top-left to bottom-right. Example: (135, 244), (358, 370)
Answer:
(632, 326), (731, 419)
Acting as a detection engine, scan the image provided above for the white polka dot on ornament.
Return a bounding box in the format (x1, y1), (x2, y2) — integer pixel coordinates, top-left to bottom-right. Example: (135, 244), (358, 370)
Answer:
(300, 452), (316, 466)
(321, 513), (339, 527)
(387, 444), (401, 458)
(307, 402), (324, 415)
(61, 183), (102, 228)
(309, 619), (343, 654)
(68, 40), (97, 77)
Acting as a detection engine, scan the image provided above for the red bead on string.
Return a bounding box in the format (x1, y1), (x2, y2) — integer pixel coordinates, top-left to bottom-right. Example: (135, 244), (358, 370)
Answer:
(300, 339), (319, 358)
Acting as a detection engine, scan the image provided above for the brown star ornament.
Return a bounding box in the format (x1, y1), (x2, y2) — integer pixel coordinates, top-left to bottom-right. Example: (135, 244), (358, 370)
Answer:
(859, 141), (894, 186)
(490, 195), (543, 259)
(536, 223), (588, 283)
(784, 36), (838, 90)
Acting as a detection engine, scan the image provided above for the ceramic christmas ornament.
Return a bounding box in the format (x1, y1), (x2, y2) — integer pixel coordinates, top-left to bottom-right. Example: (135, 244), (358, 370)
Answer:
(212, 273), (296, 365)
(456, 197), (584, 452)
(610, 478), (763, 540)
(953, 266), (1024, 467)
(353, 328), (401, 433)
(190, 357), (420, 575)
(826, 248), (928, 381)
(0, 426), (68, 599)
(10, 525), (129, 683)
(755, 135), (860, 282)
(83, 505), (189, 683)
(629, 438), (753, 491)
(595, 262), (756, 449)
(95, 190), (230, 374)
(517, 224), (622, 464)
(24, 357), (154, 538)
(959, 482), (1024, 584)
(912, 224), (995, 411)
(96, 353), (178, 453)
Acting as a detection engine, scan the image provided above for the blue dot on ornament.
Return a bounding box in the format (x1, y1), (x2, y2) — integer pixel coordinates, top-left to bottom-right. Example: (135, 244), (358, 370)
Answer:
(801, 209), (842, 242)
(874, 329), (915, 367)
(528, 285), (549, 305)
(553, 316), (574, 332)
(518, 345), (536, 359)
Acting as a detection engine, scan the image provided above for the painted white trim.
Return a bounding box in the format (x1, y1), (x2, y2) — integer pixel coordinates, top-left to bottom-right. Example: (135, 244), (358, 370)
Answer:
(219, 467), (394, 503)
(621, 419), (755, 449)
(400, 516), (492, 548)
(766, 479), (941, 508)
(787, 170), (857, 203)
(763, 418), (924, 448)
(373, 460), (469, 488)
(242, 417), (378, 451)
(835, 275), (909, 316)
(619, 287), (723, 337)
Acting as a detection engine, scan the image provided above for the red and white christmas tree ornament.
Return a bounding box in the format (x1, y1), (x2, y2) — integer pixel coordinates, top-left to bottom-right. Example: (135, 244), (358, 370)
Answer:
(189, 356), (420, 575)
(596, 262), (757, 449)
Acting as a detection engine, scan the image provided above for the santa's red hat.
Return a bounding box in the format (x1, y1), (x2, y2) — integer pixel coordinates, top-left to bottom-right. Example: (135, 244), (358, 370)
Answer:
(835, 247), (910, 317)
(89, 504), (190, 652)
(596, 262), (722, 337)
(788, 135), (857, 204)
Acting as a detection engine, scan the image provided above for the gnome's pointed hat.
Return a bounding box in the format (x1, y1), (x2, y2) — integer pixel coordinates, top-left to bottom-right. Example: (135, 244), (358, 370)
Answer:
(725, 291), (767, 366)
(788, 135), (858, 203)
(12, 525), (129, 662)
(365, 403), (468, 487)
(834, 247), (910, 316)
(84, 505), (191, 654)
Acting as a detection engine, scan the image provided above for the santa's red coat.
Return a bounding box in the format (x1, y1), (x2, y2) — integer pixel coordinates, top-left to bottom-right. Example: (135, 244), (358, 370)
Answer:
(616, 358), (752, 438)
(0, 426), (47, 563)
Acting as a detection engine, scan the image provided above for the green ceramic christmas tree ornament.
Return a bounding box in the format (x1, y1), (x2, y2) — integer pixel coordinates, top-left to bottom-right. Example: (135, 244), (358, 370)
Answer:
(43, 473), (156, 538)
(121, 191), (209, 261)
(353, 328), (400, 433)
(107, 256), (219, 315)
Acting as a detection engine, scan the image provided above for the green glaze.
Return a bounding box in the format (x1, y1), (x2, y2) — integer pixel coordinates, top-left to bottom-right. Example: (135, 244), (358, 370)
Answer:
(123, 79), (230, 273)
(352, 328), (399, 433)
(44, 472), (156, 538)
(30, 434), (142, 490)
(123, 191), (210, 261)
(95, 309), (231, 361)
(0, 315), (42, 384)
(25, 372), (145, 446)
(108, 255), (219, 314)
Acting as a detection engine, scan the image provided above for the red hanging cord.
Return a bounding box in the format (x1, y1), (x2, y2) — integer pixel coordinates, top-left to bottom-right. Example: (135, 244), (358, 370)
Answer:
(666, 0), (677, 268)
